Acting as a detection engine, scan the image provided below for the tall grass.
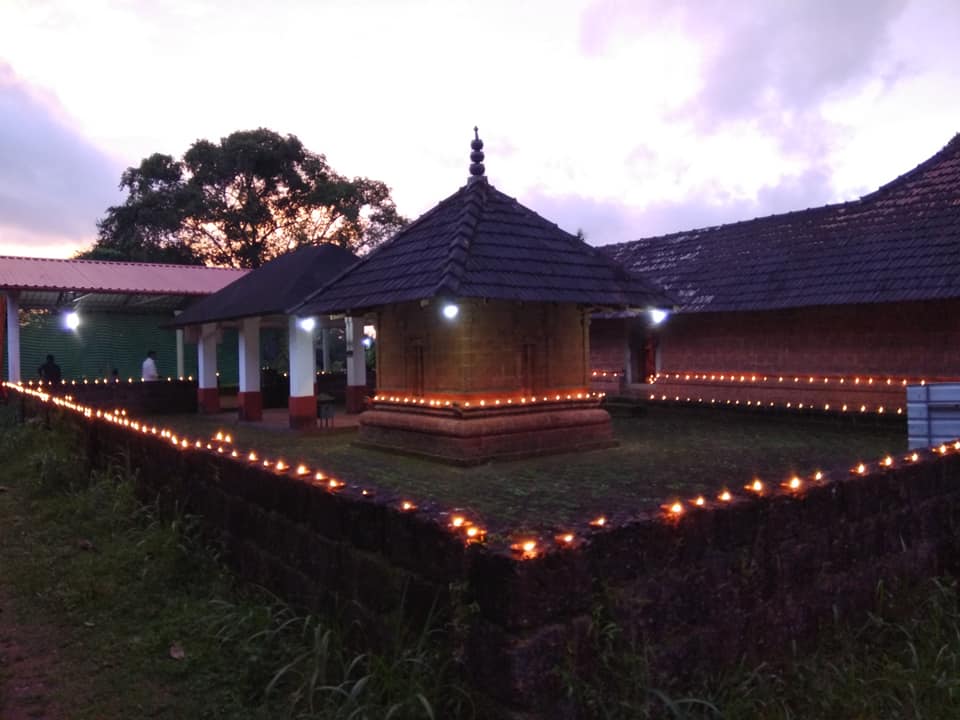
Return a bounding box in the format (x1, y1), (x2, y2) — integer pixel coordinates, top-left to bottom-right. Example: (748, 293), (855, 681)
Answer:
(562, 578), (960, 719)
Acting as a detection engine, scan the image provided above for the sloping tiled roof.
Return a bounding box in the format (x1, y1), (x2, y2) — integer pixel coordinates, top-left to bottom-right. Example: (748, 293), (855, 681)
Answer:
(172, 244), (358, 327)
(295, 179), (674, 315)
(0, 256), (247, 296)
(600, 134), (960, 313)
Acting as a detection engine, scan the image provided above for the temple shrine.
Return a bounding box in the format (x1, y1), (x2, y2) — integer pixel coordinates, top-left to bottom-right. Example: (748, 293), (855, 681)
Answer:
(294, 129), (672, 462)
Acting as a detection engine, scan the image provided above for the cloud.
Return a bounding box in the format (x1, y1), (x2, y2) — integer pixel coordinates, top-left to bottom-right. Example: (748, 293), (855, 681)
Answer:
(0, 62), (122, 246)
(581, 0), (910, 130)
(524, 163), (837, 245)
(685, 0), (909, 130)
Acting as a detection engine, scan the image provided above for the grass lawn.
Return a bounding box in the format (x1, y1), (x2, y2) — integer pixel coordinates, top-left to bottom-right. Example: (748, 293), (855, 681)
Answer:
(143, 405), (906, 529)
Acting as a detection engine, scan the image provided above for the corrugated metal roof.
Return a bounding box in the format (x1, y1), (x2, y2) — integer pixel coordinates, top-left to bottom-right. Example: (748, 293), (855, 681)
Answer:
(0, 256), (248, 296)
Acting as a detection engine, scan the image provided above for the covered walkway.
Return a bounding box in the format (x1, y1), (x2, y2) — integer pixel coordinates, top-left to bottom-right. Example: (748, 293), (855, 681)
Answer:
(170, 244), (371, 428)
(1, 256), (246, 383)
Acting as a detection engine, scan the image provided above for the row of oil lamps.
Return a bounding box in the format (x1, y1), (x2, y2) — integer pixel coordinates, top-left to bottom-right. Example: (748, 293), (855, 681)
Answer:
(371, 391), (605, 408)
(23, 370), (354, 388)
(651, 371), (934, 387)
(6, 382), (489, 547)
(5, 381), (959, 562)
(648, 393), (904, 416)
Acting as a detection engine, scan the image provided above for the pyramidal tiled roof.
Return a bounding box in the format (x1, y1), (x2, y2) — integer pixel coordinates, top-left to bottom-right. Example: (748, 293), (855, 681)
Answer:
(295, 178), (674, 316)
(173, 243), (358, 326)
(601, 133), (960, 313)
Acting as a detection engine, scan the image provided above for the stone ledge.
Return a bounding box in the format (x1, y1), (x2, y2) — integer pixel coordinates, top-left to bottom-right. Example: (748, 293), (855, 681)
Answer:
(357, 407), (616, 464)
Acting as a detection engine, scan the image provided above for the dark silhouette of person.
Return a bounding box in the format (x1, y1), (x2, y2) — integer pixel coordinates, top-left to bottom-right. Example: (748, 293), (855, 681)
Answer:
(38, 354), (62, 384)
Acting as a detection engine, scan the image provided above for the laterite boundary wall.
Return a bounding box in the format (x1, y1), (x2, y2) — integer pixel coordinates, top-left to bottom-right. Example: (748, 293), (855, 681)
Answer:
(12, 387), (960, 719)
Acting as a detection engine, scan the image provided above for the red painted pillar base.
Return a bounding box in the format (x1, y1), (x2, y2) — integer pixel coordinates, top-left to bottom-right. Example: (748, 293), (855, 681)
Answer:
(198, 387), (220, 414)
(238, 391), (263, 421)
(289, 394), (316, 429)
(345, 385), (367, 414)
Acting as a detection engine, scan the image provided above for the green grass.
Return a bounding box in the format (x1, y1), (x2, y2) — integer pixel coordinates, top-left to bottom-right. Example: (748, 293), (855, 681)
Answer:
(0, 403), (474, 719)
(566, 577), (960, 719)
(145, 405), (905, 528)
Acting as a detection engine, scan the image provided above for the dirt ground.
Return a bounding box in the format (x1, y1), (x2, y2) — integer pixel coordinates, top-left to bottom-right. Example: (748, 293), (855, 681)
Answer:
(0, 588), (63, 720)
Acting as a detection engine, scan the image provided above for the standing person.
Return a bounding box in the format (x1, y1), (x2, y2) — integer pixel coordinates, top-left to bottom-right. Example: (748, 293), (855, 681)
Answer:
(38, 354), (62, 384)
(142, 350), (159, 381)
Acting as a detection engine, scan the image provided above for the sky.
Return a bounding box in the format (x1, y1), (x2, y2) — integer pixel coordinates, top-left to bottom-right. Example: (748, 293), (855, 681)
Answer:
(0, 0), (958, 258)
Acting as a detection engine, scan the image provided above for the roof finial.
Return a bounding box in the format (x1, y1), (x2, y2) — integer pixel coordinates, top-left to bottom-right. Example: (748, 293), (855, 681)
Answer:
(468, 126), (486, 184)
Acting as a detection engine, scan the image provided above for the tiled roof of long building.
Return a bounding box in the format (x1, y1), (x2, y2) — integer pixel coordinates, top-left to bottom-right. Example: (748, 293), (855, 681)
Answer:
(172, 243), (358, 326)
(600, 133), (960, 313)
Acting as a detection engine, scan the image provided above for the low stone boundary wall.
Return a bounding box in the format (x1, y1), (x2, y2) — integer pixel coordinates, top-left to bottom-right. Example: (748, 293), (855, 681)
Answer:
(8, 382), (960, 719)
(19, 378), (198, 414)
(468, 449), (960, 713)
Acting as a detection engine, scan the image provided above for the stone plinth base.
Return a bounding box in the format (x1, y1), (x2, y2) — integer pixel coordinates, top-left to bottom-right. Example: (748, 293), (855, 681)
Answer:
(238, 391), (263, 421)
(357, 404), (616, 465)
(198, 387), (220, 414)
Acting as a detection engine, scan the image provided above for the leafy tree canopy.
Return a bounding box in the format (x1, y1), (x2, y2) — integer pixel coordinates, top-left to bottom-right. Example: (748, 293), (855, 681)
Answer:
(78, 129), (407, 268)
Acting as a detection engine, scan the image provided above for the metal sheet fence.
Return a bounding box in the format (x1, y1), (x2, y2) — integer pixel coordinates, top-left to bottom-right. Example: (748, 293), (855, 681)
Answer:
(908, 383), (960, 448)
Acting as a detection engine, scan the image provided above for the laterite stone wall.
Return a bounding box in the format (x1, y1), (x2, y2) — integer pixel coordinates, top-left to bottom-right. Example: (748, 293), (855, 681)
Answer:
(590, 299), (960, 409)
(657, 300), (960, 377)
(466, 447), (960, 716)
(376, 300), (590, 399)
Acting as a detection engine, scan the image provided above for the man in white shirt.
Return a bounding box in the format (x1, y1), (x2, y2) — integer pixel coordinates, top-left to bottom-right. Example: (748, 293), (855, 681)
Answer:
(142, 350), (159, 381)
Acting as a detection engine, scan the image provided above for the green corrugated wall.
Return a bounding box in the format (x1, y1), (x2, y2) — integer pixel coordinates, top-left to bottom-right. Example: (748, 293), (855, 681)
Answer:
(1, 310), (245, 385)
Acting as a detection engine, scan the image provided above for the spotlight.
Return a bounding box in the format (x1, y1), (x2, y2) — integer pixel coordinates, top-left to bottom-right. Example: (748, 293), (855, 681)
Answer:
(297, 317), (316, 332)
(362, 336), (373, 349)
(649, 308), (668, 325)
(442, 303), (459, 320)
(65, 311), (80, 330)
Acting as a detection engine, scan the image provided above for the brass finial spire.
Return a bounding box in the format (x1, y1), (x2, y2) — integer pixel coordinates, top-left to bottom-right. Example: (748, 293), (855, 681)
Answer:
(468, 126), (485, 184)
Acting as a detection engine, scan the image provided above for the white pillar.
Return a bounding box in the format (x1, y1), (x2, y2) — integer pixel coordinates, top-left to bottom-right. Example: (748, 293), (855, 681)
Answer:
(345, 316), (367, 413)
(198, 323), (218, 390)
(5, 291), (20, 383)
(197, 322), (219, 413)
(238, 317), (261, 393)
(288, 316), (316, 427)
(288, 316), (315, 398)
(321, 327), (331, 373)
(176, 329), (185, 379)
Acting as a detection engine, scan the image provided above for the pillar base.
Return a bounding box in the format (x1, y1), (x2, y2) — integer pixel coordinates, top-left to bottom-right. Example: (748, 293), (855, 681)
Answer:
(289, 394), (316, 429)
(346, 385), (367, 414)
(198, 387), (220, 414)
(238, 391), (263, 421)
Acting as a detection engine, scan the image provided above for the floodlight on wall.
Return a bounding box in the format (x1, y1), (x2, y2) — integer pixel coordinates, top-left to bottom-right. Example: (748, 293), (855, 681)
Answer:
(297, 317), (317, 332)
(64, 311), (80, 330)
(649, 308), (668, 326)
(442, 303), (460, 320)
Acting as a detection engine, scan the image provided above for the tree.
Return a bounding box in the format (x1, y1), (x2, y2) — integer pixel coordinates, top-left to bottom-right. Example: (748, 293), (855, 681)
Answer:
(79, 129), (407, 268)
